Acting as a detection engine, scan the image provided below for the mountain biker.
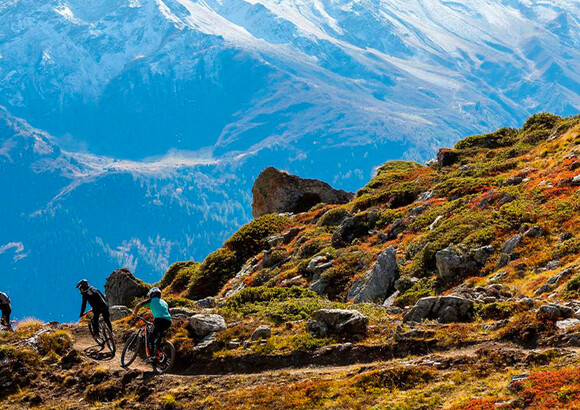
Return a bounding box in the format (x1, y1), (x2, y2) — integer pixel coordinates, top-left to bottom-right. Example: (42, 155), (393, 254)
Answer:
(0, 291), (12, 332)
(76, 279), (112, 334)
(132, 287), (172, 362)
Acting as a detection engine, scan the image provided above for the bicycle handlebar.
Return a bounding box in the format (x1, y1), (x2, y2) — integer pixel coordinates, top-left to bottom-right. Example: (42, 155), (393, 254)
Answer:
(134, 314), (152, 326)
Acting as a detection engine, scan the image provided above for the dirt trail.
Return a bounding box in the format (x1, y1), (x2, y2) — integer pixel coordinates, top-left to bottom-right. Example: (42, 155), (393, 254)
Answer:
(71, 325), (580, 383)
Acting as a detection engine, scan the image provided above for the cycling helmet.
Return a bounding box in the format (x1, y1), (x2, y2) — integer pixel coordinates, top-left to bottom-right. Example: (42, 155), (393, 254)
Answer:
(76, 279), (89, 290)
(147, 287), (162, 298)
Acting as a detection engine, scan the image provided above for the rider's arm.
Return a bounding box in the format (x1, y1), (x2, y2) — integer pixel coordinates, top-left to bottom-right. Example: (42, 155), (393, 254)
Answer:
(132, 299), (149, 317)
(80, 293), (87, 318)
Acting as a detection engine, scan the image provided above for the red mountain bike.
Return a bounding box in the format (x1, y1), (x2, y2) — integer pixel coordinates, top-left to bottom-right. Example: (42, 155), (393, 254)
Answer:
(121, 314), (175, 374)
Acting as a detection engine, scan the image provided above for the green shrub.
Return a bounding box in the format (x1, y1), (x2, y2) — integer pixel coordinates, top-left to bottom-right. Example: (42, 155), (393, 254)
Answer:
(394, 278), (435, 307)
(455, 127), (517, 150)
(37, 330), (72, 356)
(291, 333), (335, 351)
(159, 261), (196, 290)
(522, 112), (560, 132)
(164, 297), (197, 309)
(188, 248), (238, 299)
(317, 207), (351, 227)
(225, 214), (292, 264)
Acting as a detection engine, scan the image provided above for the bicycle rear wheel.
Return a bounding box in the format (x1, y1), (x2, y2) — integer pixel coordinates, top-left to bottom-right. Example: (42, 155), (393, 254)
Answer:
(153, 341), (175, 374)
(121, 332), (141, 368)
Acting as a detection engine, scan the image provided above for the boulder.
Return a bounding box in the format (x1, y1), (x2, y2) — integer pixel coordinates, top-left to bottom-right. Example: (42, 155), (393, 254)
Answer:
(403, 296), (474, 323)
(452, 284), (513, 303)
(435, 245), (492, 285)
(524, 226), (544, 238)
(109, 305), (132, 321)
(534, 268), (573, 296)
(252, 167), (354, 217)
(317, 208), (352, 227)
(497, 235), (522, 268)
(309, 275), (330, 295)
(536, 304), (574, 322)
(189, 314), (227, 339)
(195, 297), (216, 309)
(104, 268), (149, 307)
(347, 246), (399, 304)
(308, 309), (368, 337)
(251, 325), (272, 341)
(169, 307), (196, 319)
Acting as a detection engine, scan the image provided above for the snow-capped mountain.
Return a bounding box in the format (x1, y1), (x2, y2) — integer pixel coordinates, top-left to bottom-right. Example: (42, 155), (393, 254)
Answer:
(1, 0), (579, 320)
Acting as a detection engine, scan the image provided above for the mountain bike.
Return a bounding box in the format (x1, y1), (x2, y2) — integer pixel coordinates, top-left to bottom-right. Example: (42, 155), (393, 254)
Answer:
(0, 317), (14, 332)
(121, 314), (175, 374)
(84, 310), (116, 355)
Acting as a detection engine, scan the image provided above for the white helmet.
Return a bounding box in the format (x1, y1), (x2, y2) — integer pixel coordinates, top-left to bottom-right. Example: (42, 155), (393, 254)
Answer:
(147, 287), (161, 298)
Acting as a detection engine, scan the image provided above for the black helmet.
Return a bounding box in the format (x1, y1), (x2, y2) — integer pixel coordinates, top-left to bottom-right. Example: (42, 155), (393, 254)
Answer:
(147, 287), (162, 299)
(76, 279), (89, 290)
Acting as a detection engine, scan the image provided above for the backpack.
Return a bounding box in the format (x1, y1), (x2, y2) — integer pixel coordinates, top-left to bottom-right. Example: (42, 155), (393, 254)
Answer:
(0, 292), (10, 305)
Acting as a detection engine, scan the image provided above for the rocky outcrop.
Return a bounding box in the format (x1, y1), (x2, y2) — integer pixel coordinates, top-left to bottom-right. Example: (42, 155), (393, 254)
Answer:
(104, 268), (149, 307)
(251, 325), (271, 341)
(452, 284), (513, 303)
(189, 314), (227, 339)
(536, 304), (574, 322)
(436, 245), (493, 285)
(307, 309), (368, 338)
(497, 235), (522, 268)
(403, 296), (474, 323)
(252, 167), (353, 217)
(347, 246), (399, 304)
(331, 210), (379, 248)
(436, 148), (459, 167)
(109, 305), (132, 321)
(534, 268), (573, 296)
(169, 307), (197, 319)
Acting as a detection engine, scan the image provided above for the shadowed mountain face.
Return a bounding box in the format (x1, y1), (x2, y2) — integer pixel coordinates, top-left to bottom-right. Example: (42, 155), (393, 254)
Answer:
(0, 0), (579, 320)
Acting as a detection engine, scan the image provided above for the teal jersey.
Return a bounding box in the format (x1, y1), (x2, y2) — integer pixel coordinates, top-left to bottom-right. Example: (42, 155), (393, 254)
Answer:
(145, 297), (172, 321)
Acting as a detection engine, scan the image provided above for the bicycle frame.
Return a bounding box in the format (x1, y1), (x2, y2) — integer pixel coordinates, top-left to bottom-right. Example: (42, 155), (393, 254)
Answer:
(134, 315), (156, 359)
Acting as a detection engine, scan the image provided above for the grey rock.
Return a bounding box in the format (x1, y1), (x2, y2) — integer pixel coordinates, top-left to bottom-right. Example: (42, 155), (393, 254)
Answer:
(251, 325), (272, 341)
(556, 318), (580, 330)
(280, 275), (302, 287)
(306, 319), (329, 338)
(534, 268), (573, 296)
(382, 290), (400, 307)
(524, 226), (544, 238)
(195, 297), (216, 309)
(331, 211), (379, 248)
(403, 296), (474, 323)
(486, 270), (508, 284)
(189, 314), (227, 339)
(497, 235), (522, 268)
(385, 218), (407, 240)
(429, 215), (443, 230)
(416, 190), (434, 202)
(508, 374), (529, 392)
(409, 204), (429, 216)
(347, 246), (399, 304)
(104, 268), (149, 307)
(309, 276), (330, 295)
(309, 309), (368, 336)
(436, 149), (459, 167)
(435, 245), (489, 285)
(252, 167), (354, 217)
(169, 307), (196, 319)
(307, 254), (333, 274)
(109, 305), (132, 321)
(193, 333), (219, 353)
(227, 340), (242, 349)
(537, 304), (574, 321)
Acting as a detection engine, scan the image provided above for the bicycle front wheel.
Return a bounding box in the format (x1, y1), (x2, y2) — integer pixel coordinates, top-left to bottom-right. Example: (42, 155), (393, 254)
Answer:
(153, 341), (175, 374)
(121, 332), (141, 368)
(88, 320), (104, 347)
(100, 319), (116, 355)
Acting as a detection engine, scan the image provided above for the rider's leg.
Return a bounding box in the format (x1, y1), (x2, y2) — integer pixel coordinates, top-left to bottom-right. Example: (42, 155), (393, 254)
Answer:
(151, 318), (171, 353)
(1, 305), (11, 331)
(92, 309), (101, 337)
(101, 308), (113, 332)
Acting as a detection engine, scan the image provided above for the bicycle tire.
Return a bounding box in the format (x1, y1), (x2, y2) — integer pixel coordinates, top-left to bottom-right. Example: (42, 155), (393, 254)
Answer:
(88, 319), (104, 347)
(121, 332), (141, 368)
(153, 341), (175, 374)
(100, 319), (116, 355)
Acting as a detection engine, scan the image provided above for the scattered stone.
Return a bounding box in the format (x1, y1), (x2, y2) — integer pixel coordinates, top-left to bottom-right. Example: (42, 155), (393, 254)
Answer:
(561, 232), (573, 241)
(251, 325), (272, 341)
(452, 284), (513, 303)
(104, 268), (149, 307)
(308, 309), (369, 337)
(429, 215), (443, 230)
(227, 340), (242, 349)
(403, 296), (475, 323)
(347, 246), (399, 304)
(504, 175), (524, 186)
(109, 305), (132, 321)
(195, 297), (216, 309)
(382, 290), (400, 308)
(309, 275), (330, 295)
(189, 314), (227, 339)
(280, 275), (302, 287)
(224, 258), (259, 298)
(385, 218), (407, 240)
(537, 304), (574, 322)
(416, 190), (434, 202)
(486, 270), (508, 284)
(252, 167), (354, 217)
(307, 254), (333, 275)
(524, 226), (544, 238)
(193, 333), (219, 353)
(534, 268), (573, 296)
(556, 318), (580, 330)
(409, 204), (429, 216)
(497, 234), (523, 268)
(508, 374), (529, 392)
